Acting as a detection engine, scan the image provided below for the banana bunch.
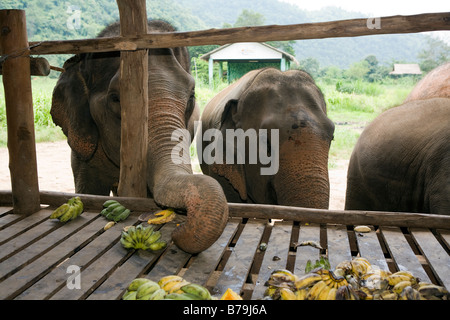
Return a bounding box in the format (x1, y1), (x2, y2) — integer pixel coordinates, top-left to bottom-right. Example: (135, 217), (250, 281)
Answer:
(49, 196), (84, 222)
(122, 275), (213, 300)
(264, 257), (449, 300)
(120, 224), (167, 251)
(101, 200), (131, 222)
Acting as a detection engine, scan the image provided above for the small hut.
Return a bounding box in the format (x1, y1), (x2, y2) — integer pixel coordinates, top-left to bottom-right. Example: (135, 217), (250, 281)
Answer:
(200, 42), (299, 84)
(389, 63), (422, 76)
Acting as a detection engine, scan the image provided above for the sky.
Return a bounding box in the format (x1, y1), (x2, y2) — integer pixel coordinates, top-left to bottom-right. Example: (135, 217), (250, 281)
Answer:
(279, 0), (449, 17)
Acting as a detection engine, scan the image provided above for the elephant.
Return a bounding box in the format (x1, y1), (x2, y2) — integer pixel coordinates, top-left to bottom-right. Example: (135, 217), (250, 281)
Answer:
(197, 68), (335, 208)
(345, 63), (450, 214)
(51, 20), (228, 253)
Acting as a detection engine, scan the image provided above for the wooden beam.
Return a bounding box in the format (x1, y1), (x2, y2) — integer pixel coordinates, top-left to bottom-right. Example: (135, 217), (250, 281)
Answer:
(0, 10), (40, 215)
(116, 0), (148, 198)
(1, 191), (448, 230)
(28, 12), (450, 55)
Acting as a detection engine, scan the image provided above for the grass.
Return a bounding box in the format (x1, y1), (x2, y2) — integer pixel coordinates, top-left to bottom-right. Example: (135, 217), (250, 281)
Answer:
(0, 76), (416, 168)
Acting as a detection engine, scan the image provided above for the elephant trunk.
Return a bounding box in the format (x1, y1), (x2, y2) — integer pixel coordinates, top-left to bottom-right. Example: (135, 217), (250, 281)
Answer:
(273, 132), (331, 209)
(147, 64), (228, 254)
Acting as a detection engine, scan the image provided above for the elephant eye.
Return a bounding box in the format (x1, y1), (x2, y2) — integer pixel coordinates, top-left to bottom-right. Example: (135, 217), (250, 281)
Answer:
(109, 92), (120, 104)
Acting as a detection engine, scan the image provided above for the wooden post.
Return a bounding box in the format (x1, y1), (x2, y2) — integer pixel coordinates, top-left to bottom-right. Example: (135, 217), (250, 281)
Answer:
(116, 0), (148, 197)
(0, 10), (40, 214)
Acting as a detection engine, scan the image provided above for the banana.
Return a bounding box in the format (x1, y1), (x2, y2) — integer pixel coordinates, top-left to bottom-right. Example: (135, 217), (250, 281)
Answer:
(122, 290), (137, 300)
(165, 292), (201, 300)
(326, 287), (337, 300)
(270, 269), (297, 283)
(294, 273), (322, 290)
(295, 288), (308, 300)
(103, 221), (115, 230)
(380, 290), (398, 300)
(127, 278), (151, 291)
(114, 209), (131, 222)
(135, 280), (160, 299)
(181, 283), (212, 300)
(280, 288), (297, 300)
(158, 275), (184, 288)
(146, 230), (162, 244)
(149, 288), (166, 300)
(103, 199), (119, 207)
(336, 285), (358, 300)
(50, 203), (70, 219)
(147, 209), (176, 225)
(387, 274), (413, 286)
(418, 283), (449, 300)
(392, 280), (412, 294)
(59, 205), (78, 222)
(306, 280), (328, 300)
(149, 240), (167, 251)
(399, 286), (421, 300)
(315, 283), (332, 300)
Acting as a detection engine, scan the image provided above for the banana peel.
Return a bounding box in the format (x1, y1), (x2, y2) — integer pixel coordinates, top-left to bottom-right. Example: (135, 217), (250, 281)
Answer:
(147, 209), (176, 225)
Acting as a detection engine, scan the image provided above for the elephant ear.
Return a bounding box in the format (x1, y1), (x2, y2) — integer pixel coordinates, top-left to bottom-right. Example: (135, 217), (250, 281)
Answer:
(51, 54), (98, 161)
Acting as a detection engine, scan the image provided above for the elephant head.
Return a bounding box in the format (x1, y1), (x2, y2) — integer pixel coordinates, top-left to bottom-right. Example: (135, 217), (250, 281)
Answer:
(51, 20), (228, 253)
(199, 68), (335, 208)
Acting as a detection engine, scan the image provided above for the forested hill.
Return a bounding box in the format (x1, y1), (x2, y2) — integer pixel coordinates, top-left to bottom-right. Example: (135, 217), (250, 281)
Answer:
(1, 0), (433, 68)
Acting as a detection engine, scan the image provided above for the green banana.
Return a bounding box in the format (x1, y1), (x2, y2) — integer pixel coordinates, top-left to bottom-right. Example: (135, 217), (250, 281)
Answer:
(114, 209), (131, 222)
(59, 205), (78, 223)
(127, 278), (150, 291)
(122, 290), (137, 300)
(50, 203), (70, 219)
(148, 240), (167, 251)
(135, 280), (161, 299)
(180, 283), (212, 300)
(149, 288), (166, 300)
(103, 199), (119, 207)
(164, 292), (202, 300)
(146, 230), (161, 244)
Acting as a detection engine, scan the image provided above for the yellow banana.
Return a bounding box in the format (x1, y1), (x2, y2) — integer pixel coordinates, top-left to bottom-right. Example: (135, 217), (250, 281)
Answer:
(387, 274), (412, 286)
(306, 280), (328, 300)
(103, 221), (115, 230)
(280, 288), (297, 300)
(294, 273), (322, 290)
(392, 280), (412, 294)
(148, 209), (176, 224)
(165, 279), (190, 294)
(380, 290), (398, 300)
(326, 287), (337, 300)
(271, 269), (297, 282)
(295, 288), (308, 300)
(418, 283), (449, 300)
(399, 286), (421, 300)
(315, 284), (332, 300)
(158, 275), (184, 288)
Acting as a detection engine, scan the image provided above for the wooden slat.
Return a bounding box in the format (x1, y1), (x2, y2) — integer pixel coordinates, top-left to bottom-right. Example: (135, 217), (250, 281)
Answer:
(182, 219), (240, 286)
(0, 212), (105, 299)
(0, 208), (51, 245)
(326, 224), (352, 269)
(87, 221), (178, 300)
(437, 229), (450, 249)
(354, 226), (389, 270)
(410, 228), (450, 289)
(294, 223), (322, 276)
(15, 215), (138, 300)
(212, 220), (264, 297)
(380, 226), (430, 282)
(251, 221), (293, 299)
(28, 12), (450, 55)
(0, 211), (99, 280)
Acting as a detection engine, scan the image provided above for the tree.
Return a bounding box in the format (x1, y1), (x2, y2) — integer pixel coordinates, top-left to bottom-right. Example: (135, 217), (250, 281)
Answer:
(418, 36), (450, 73)
(346, 60), (370, 80)
(299, 58), (320, 78)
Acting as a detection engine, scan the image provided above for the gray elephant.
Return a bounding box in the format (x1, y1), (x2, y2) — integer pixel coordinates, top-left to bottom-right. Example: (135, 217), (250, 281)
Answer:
(51, 20), (228, 253)
(345, 63), (450, 214)
(198, 68), (335, 208)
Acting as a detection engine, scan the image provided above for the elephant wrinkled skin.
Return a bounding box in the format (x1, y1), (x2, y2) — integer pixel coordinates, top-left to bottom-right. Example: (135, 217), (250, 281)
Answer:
(345, 63), (450, 214)
(51, 20), (228, 253)
(198, 68), (335, 208)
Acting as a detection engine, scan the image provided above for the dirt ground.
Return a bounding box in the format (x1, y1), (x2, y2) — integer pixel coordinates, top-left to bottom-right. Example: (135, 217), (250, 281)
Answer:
(0, 140), (348, 210)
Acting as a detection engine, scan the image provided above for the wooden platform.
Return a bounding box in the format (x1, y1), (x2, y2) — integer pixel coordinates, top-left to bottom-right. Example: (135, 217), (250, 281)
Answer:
(1, 200), (449, 300)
